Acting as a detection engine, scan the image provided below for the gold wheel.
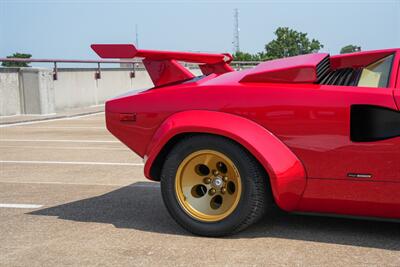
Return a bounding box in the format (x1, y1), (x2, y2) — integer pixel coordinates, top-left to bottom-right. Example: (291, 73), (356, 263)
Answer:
(175, 149), (242, 222)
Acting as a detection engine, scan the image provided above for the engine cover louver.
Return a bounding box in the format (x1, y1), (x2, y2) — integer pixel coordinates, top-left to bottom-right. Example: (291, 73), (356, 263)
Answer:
(318, 67), (361, 86)
(316, 55), (331, 81)
(317, 55), (362, 86)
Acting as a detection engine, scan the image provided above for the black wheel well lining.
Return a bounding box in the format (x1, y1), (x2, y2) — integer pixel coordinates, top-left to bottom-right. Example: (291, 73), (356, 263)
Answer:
(149, 133), (195, 181)
(149, 132), (270, 183)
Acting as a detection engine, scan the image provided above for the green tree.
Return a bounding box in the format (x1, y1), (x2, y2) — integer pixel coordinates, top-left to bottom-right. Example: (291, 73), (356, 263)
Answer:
(264, 27), (323, 60)
(340, 45), (361, 54)
(232, 27), (323, 61)
(233, 51), (263, 61)
(1, 53), (32, 67)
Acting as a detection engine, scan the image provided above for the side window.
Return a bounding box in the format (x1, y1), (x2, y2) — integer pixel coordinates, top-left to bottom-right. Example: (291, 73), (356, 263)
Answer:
(318, 54), (395, 88)
(357, 55), (394, 88)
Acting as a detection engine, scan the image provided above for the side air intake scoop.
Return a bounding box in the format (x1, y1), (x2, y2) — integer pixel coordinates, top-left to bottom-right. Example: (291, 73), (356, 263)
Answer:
(239, 53), (330, 84)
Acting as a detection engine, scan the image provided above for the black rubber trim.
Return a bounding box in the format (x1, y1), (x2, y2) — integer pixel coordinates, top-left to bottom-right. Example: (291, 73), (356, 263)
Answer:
(350, 105), (400, 142)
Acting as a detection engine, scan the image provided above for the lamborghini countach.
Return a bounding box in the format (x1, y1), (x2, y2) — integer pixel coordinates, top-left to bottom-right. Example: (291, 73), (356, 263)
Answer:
(92, 44), (400, 236)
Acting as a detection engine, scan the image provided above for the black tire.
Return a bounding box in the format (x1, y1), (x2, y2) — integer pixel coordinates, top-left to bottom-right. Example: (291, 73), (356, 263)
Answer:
(160, 134), (271, 237)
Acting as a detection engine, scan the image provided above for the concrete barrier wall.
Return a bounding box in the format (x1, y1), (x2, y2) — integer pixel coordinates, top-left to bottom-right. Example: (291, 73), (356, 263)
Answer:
(0, 65), (247, 116)
(21, 68), (55, 114)
(0, 68), (21, 116)
(53, 69), (156, 112)
(1, 67), (202, 116)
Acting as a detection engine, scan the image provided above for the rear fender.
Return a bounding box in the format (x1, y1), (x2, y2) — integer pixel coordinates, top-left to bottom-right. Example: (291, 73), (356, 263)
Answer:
(144, 110), (307, 211)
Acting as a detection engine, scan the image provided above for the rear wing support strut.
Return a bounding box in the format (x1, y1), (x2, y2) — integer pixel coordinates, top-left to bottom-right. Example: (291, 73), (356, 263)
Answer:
(91, 44), (234, 87)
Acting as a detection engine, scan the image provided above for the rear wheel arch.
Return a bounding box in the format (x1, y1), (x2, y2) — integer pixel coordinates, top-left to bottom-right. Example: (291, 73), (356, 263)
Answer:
(145, 110), (307, 211)
(150, 133), (269, 182)
(149, 133), (194, 181)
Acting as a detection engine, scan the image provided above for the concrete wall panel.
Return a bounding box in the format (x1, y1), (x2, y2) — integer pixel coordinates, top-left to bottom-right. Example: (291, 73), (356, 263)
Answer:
(0, 69), (21, 116)
(1, 67), (202, 116)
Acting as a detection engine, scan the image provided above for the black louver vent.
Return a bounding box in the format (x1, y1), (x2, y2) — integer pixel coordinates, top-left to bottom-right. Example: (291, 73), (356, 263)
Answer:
(318, 68), (361, 86)
(316, 56), (361, 86)
(316, 55), (331, 81)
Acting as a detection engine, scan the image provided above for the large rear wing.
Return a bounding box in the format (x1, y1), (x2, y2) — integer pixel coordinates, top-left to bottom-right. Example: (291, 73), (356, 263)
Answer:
(91, 44), (233, 87)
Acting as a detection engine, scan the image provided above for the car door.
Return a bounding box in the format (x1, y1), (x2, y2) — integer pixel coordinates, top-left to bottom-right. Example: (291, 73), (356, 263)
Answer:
(298, 52), (400, 218)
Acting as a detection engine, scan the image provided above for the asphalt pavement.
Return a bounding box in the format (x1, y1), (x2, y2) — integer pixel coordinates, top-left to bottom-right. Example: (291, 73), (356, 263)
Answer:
(0, 113), (399, 266)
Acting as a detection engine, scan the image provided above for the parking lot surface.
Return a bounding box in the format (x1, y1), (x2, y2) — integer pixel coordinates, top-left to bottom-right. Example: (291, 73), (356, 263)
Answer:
(0, 113), (399, 266)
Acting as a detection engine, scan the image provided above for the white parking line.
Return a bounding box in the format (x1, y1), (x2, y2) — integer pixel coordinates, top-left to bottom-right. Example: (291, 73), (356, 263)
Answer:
(0, 204), (43, 209)
(0, 160), (144, 166)
(12, 126), (105, 129)
(0, 181), (159, 187)
(0, 139), (119, 143)
(0, 180), (127, 187)
(0, 112), (104, 128)
(0, 145), (128, 151)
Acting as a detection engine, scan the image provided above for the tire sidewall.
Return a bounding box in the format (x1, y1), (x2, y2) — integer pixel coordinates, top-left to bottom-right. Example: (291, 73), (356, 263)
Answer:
(161, 135), (265, 236)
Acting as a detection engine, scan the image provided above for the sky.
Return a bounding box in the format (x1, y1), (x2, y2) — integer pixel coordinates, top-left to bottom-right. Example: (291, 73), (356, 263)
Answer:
(0, 0), (399, 62)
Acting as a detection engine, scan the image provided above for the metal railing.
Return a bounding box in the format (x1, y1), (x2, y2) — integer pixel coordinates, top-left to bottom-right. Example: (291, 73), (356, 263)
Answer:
(0, 58), (260, 81)
(0, 58), (141, 80)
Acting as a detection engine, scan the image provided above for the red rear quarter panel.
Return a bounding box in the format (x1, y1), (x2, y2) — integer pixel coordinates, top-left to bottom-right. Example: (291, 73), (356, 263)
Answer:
(105, 50), (400, 219)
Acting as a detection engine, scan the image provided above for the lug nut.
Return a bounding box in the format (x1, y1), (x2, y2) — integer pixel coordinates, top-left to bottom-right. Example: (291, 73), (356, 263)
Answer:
(223, 176), (228, 182)
(203, 177), (211, 184)
(209, 188), (216, 195)
(221, 187), (226, 194)
(213, 170), (219, 176)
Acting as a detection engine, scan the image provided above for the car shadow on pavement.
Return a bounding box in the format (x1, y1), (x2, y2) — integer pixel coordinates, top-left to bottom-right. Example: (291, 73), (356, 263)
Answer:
(30, 181), (399, 250)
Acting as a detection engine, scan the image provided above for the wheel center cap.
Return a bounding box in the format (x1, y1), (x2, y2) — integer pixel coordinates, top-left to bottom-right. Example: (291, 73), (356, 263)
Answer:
(212, 177), (224, 189)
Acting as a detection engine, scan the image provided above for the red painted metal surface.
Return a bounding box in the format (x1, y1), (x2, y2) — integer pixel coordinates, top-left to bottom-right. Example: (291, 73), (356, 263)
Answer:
(298, 179), (400, 218)
(330, 48), (396, 69)
(91, 44), (138, 59)
(102, 47), (400, 220)
(91, 44), (232, 64)
(91, 44), (233, 86)
(142, 59), (194, 87)
(239, 53), (328, 83)
(199, 61), (234, 75)
(395, 90), (400, 110)
(395, 52), (400, 98)
(141, 110), (307, 211)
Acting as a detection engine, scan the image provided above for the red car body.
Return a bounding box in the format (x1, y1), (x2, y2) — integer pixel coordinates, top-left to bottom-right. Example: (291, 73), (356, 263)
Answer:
(93, 44), (400, 220)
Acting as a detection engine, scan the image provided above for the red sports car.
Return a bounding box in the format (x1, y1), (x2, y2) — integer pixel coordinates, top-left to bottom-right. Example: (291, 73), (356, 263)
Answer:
(92, 44), (400, 236)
